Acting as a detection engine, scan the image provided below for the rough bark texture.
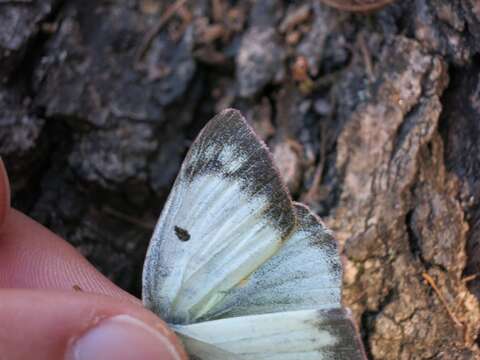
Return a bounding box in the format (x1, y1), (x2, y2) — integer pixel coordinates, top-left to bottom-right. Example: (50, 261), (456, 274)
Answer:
(1, 0), (480, 358)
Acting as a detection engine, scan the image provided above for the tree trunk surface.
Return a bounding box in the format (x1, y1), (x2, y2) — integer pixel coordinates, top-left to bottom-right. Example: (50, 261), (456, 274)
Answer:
(1, 1), (480, 358)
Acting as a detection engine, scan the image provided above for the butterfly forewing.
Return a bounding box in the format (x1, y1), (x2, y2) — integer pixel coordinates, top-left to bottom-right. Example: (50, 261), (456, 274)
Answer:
(142, 109), (296, 324)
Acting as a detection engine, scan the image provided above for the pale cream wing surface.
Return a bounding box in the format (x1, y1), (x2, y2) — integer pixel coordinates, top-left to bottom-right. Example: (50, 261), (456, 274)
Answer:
(200, 203), (342, 320)
(174, 309), (365, 360)
(142, 109), (296, 324)
(178, 335), (243, 360)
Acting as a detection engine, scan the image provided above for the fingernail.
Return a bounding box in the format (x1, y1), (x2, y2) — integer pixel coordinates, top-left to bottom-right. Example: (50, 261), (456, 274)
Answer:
(67, 315), (183, 360)
(0, 157), (11, 228)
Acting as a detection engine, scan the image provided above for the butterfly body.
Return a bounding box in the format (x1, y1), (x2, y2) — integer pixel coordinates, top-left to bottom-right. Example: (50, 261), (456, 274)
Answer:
(143, 109), (366, 359)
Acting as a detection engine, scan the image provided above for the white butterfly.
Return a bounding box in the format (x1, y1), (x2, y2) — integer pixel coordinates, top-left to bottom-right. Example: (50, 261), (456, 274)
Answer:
(142, 109), (366, 359)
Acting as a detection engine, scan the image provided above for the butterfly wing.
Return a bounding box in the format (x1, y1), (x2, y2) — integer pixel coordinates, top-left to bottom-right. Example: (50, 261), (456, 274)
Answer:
(143, 109), (366, 359)
(142, 109), (296, 324)
(199, 203), (343, 320)
(178, 334), (244, 360)
(174, 308), (366, 360)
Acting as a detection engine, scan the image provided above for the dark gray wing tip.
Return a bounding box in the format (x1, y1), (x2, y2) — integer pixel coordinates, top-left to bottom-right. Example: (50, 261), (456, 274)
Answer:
(200, 108), (247, 137)
(217, 108), (243, 119)
(339, 308), (368, 360)
(204, 108), (271, 156)
(292, 201), (343, 286)
(292, 202), (329, 229)
(314, 308), (367, 360)
(292, 202), (337, 248)
(186, 108), (296, 236)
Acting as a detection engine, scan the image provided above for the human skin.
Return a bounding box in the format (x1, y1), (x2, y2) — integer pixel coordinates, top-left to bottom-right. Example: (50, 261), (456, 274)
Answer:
(0, 158), (187, 360)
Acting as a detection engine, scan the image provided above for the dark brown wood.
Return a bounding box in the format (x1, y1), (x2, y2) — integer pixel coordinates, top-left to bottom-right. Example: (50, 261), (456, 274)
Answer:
(319, 0), (396, 12)
(2, 0), (480, 358)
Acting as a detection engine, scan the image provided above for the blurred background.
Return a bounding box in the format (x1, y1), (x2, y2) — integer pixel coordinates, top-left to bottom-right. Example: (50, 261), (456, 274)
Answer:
(1, 0), (480, 358)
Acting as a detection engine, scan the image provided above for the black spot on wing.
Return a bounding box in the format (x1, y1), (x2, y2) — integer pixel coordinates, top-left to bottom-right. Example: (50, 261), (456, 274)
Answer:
(175, 226), (191, 241)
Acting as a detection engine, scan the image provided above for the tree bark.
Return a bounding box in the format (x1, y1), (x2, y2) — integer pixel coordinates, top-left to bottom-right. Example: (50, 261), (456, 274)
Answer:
(1, 0), (479, 358)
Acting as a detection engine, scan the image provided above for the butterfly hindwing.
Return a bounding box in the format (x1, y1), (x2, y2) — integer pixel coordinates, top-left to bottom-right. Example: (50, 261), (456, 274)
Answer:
(174, 308), (366, 360)
(177, 335), (243, 360)
(142, 109), (296, 324)
(200, 203), (342, 320)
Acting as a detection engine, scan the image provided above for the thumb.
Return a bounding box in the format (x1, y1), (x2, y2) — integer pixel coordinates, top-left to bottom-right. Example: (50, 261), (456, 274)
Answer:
(0, 157), (10, 229)
(0, 289), (187, 360)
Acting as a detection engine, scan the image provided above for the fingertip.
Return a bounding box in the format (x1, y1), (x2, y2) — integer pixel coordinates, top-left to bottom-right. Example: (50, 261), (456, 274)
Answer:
(0, 290), (188, 360)
(0, 157), (11, 229)
(67, 314), (185, 360)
